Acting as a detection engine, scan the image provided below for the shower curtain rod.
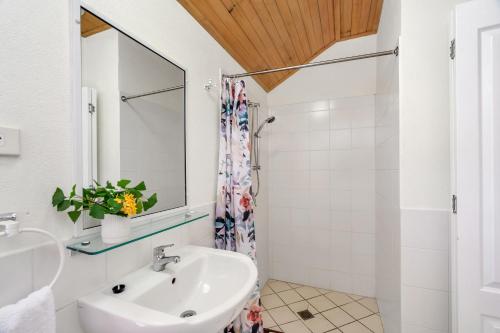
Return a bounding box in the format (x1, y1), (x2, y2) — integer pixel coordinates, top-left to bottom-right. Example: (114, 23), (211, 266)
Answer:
(223, 47), (399, 79)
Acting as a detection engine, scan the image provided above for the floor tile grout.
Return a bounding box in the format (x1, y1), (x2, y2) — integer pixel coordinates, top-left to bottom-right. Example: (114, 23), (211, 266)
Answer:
(263, 279), (383, 333)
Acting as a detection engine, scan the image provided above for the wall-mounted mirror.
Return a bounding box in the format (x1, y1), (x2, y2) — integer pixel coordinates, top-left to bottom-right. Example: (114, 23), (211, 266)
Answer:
(80, 8), (186, 229)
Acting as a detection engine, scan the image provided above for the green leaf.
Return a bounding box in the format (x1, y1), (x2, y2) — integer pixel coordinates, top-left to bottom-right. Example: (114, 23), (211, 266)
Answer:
(94, 190), (108, 198)
(128, 189), (143, 199)
(71, 200), (82, 210)
(57, 199), (71, 211)
(106, 198), (121, 213)
(89, 204), (106, 219)
(67, 210), (81, 223)
(136, 200), (143, 214)
(69, 184), (76, 198)
(82, 187), (92, 199)
(143, 193), (158, 211)
(93, 179), (102, 187)
(134, 181), (146, 191)
(117, 179), (131, 188)
(106, 181), (114, 189)
(52, 188), (65, 207)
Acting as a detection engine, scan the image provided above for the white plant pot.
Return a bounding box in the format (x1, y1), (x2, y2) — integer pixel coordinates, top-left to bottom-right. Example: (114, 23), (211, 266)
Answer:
(101, 215), (131, 244)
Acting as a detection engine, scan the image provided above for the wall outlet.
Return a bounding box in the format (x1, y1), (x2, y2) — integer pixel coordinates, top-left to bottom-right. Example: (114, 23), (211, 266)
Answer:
(0, 127), (20, 156)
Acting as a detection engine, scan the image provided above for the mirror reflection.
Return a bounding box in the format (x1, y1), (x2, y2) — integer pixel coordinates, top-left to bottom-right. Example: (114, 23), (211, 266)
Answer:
(80, 9), (186, 228)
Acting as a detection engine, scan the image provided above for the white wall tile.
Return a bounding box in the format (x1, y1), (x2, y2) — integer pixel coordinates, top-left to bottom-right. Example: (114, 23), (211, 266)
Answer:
(56, 303), (85, 333)
(310, 131), (330, 151)
(330, 231), (352, 273)
(332, 129), (351, 150)
(291, 208), (309, 227)
(402, 324), (447, 333)
(290, 132), (310, 151)
(310, 170), (331, 190)
(310, 151), (330, 170)
(331, 110), (351, 129)
(310, 110), (330, 131)
(351, 275), (375, 297)
(106, 239), (151, 282)
(292, 190), (311, 209)
(307, 268), (331, 289)
(310, 229), (331, 251)
(331, 190), (352, 211)
(402, 247), (449, 291)
(0, 251), (33, 307)
(353, 253), (375, 277)
(402, 286), (449, 332)
(330, 270), (353, 293)
(352, 233), (375, 255)
(331, 151), (352, 170)
(352, 128), (375, 148)
(309, 209), (331, 229)
(351, 107), (375, 128)
(401, 209), (449, 251)
(292, 170), (310, 190)
(331, 211), (352, 232)
(331, 170), (352, 190)
(269, 96), (376, 294)
(33, 244), (107, 309)
(310, 189), (331, 209)
(351, 149), (375, 170)
(351, 189), (375, 212)
(352, 212), (375, 234)
(331, 95), (375, 110)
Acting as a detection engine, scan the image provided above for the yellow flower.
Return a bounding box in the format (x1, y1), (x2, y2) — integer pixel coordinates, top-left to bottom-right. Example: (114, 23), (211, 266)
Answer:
(120, 193), (137, 217)
(114, 197), (122, 204)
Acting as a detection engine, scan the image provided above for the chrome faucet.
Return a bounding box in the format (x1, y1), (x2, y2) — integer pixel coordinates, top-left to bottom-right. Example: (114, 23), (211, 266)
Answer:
(152, 244), (180, 272)
(0, 213), (16, 222)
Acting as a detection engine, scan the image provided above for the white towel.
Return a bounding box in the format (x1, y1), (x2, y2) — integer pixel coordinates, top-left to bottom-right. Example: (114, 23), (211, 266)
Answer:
(0, 286), (55, 333)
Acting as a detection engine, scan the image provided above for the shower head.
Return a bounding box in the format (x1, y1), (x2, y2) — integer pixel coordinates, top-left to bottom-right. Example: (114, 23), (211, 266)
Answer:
(254, 116), (276, 137)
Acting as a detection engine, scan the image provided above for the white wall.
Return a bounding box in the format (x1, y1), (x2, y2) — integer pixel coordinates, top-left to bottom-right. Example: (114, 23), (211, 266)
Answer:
(399, 1), (468, 332)
(374, 0), (401, 332)
(267, 36), (378, 296)
(0, 1), (270, 332)
(268, 36), (377, 106)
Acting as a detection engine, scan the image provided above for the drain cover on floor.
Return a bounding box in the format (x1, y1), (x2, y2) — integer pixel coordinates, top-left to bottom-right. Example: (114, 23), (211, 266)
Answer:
(297, 309), (314, 320)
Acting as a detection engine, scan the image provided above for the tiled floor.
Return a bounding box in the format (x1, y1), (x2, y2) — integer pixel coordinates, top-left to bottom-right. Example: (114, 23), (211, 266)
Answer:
(261, 280), (383, 333)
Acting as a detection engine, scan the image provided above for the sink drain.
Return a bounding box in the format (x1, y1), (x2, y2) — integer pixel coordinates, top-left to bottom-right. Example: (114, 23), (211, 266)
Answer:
(180, 310), (197, 318)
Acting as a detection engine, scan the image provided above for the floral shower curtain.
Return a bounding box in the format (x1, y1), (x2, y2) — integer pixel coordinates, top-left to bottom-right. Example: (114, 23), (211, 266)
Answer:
(215, 78), (263, 333)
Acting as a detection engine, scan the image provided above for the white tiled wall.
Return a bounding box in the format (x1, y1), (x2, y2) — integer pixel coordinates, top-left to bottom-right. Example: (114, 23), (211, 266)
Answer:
(401, 208), (450, 333)
(374, 0), (401, 331)
(0, 203), (215, 332)
(375, 53), (401, 333)
(268, 96), (376, 297)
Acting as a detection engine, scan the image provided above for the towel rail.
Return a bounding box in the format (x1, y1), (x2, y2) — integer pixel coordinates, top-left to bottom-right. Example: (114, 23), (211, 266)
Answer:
(0, 218), (64, 289)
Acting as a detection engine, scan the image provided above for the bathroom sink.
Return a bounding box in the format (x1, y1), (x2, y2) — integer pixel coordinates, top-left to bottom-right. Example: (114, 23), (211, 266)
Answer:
(78, 245), (258, 333)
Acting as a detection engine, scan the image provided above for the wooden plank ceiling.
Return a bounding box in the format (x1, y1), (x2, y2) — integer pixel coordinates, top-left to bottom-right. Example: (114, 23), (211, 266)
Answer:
(81, 11), (111, 38)
(178, 0), (383, 92)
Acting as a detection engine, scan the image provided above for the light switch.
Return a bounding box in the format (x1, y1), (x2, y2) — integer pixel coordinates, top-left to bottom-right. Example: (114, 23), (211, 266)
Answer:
(0, 127), (20, 156)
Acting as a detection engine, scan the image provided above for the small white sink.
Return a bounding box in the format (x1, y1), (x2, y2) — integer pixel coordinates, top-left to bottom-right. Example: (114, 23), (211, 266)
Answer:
(78, 246), (258, 333)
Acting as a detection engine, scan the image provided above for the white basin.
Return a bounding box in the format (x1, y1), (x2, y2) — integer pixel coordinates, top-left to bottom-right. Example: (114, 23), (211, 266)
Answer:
(78, 245), (258, 333)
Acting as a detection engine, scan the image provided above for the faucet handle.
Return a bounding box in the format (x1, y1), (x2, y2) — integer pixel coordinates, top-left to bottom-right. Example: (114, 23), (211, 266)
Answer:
(153, 244), (174, 257)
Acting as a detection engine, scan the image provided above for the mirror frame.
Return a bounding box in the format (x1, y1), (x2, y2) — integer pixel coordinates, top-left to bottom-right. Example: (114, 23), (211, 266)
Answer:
(69, 1), (189, 237)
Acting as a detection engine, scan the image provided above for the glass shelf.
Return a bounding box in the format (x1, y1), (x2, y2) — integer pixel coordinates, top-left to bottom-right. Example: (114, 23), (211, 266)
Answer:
(66, 211), (209, 255)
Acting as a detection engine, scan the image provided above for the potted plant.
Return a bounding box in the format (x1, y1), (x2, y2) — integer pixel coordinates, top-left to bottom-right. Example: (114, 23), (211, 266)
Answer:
(52, 179), (157, 243)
